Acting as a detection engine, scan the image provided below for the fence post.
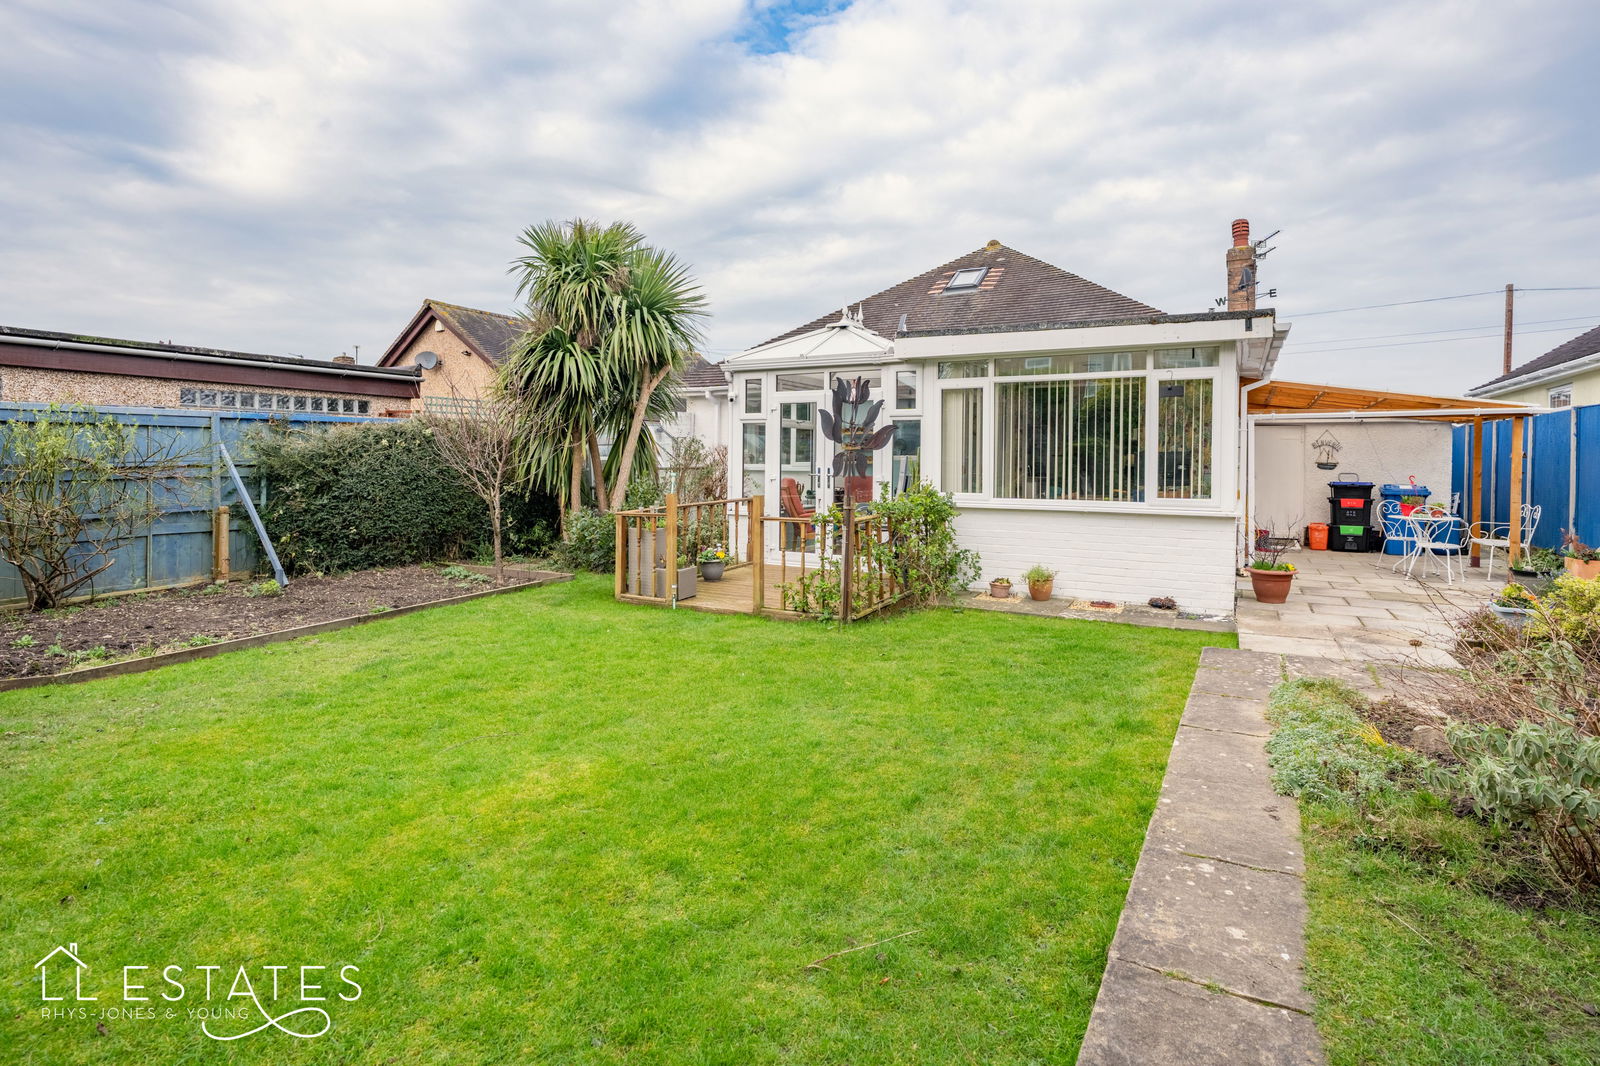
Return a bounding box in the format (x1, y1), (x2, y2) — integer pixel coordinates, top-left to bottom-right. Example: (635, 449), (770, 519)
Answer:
(664, 493), (679, 605)
(211, 505), (230, 581)
(750, 495), (765, 612)
(1469, 416), (1484, 567)
(1508, 416), (1525, 563)
(840, 501), (855, 623)
(614, 512), (626, 599)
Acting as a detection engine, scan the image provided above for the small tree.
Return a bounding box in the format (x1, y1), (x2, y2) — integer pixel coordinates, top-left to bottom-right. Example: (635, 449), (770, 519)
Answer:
(420, 381), (520, 582)
(0, 406), (199, 610)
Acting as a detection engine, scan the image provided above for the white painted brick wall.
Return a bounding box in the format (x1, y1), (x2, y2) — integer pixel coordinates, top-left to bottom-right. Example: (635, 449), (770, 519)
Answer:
(956, 507), (1238, 615)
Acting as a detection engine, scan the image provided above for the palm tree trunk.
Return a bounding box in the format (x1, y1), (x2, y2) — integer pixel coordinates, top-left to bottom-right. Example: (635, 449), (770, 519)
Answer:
(608, 364), (672, 511)
(567, 436), (584, 534)
(587, 430), (607, 513)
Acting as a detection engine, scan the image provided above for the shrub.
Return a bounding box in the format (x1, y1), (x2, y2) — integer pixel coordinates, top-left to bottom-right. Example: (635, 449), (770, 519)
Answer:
(1432, 718), (1600, 889)
(865, 482), (980, 607)
(1525, 575), (1600, 655)
(1264, 678), (1421, 804)
(252, 421), (557, 574)
(245, 579), (283, 598)
(781, 560), (843, 620)
(557, 508), (616, 573)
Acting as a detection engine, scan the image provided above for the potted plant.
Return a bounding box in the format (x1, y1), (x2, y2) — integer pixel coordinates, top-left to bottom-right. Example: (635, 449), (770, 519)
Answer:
(653, 554), (698, 600)
(1488, 582), (1538, 628)
(1562, 533), (1600, 581)
(988, 576), (1013, 599)
(1398, 493), (1427, 516)
(1525, 546), (1563, 577)
(1245, 534), (1297, 603)
(699, 545), (729, 581)
(1023, 565), (1056, 601)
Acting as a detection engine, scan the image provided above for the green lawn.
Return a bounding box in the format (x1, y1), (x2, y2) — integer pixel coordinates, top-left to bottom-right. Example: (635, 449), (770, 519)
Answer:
(1, 576), (1224, 1064)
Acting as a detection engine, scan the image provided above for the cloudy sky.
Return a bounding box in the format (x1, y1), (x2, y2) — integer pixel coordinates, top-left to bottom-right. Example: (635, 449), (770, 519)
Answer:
(4, 0), (1597, 393)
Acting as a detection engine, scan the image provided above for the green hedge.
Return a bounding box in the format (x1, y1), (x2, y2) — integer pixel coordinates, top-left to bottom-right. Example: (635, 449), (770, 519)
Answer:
(251, 421), (556, 574)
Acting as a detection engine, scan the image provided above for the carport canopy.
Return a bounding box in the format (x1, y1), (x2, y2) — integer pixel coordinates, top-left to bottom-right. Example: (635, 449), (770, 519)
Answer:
(1243, 378), (1546, 563)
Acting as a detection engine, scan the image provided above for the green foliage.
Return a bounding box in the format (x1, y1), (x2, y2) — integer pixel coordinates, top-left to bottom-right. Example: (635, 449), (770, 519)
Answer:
(1525, 574), (1600, 653)
(1264, 678), (1421, 804)
(439, 565), (491, 585)
(556, 508), (616, 573)
(1492, 582), (1538, 609)
(866, 482), (981, 606)
(9, 635), (35, 649)
(781, 559), (843, 620)
(1247, 557), (1297, 572)
(1022, 564), (1056, 585)
(1524, 546), (1563, 574)
(253, 421), (554, 574)
(245, 579), (283, 598)
(0, 405), (200, 610)
(1431, 718), (1600, 888)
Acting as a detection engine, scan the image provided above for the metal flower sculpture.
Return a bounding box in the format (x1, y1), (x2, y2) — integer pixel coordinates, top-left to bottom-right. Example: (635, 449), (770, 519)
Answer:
(819, 376), (895, 490)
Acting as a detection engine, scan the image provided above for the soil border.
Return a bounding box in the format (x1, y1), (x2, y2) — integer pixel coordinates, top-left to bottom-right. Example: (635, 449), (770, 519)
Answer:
(0, 566), (570, 693)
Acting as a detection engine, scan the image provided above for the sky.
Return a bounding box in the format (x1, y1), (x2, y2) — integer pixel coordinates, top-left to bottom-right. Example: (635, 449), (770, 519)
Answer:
(3, 0), (1597, 394)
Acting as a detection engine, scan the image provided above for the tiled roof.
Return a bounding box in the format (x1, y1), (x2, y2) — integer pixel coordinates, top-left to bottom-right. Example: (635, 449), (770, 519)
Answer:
(1474, 322), (1600, 391)
(757, 242), (1162, 348)
(426, 301), (529, 365)
(681, 354), (728, 388)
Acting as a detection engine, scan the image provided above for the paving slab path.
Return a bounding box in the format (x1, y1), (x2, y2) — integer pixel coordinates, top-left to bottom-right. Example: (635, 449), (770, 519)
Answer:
(1077, 648), (1324, 1066)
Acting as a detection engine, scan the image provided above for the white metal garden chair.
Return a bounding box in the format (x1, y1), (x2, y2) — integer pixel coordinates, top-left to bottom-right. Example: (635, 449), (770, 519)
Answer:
(1468, 504), (1541, 580)
(1406, 512), (1467, 585)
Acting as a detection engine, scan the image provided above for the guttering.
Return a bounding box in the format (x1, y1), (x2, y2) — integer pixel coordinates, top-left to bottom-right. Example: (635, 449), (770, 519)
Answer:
(1251, 406), (1547, 424)
(1466, 349), (1600, 397)
(0, 333), (420, 380)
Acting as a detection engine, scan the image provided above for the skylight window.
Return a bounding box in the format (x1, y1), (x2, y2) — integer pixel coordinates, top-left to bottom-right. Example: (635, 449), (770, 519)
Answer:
(945, 267), (988, 291)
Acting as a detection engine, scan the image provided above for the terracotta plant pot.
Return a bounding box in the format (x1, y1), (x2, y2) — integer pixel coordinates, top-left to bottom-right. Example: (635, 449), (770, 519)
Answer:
(988, 580), (1012, 598)
(1028, 579), (1053, 601)
(1565, 557), (1600, 581)
(1248, 568), (1295, 604)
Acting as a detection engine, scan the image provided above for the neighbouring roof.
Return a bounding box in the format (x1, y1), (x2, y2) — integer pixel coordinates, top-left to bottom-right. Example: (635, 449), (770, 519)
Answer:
(756, 242), (1162, 347)
(1472, 322), (1600, 392)
(0, 325), (418, 378)
(379, 300), (529, 368)
(681, 354), (728, 389)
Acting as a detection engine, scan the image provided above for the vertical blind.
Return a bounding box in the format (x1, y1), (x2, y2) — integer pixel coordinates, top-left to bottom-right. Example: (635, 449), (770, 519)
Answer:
(941, 388), (983, 494)
(995, 378), (1145, 501)
(1157, 378), (1213, 498)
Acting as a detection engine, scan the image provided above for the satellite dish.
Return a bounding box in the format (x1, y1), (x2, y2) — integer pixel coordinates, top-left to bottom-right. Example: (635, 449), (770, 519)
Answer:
(414, 350), (439, 370)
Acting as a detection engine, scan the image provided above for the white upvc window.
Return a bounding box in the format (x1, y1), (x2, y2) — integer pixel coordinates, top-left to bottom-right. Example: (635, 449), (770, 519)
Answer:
(1548, 383), (1573, 409)
(929, 345), (1232, 512)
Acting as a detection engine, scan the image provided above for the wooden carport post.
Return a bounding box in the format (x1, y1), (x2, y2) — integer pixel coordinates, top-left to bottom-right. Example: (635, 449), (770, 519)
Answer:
(663, 493), (679, 604)
(1469, 416), (1485, 568)
(1508, 415), (1525, 564)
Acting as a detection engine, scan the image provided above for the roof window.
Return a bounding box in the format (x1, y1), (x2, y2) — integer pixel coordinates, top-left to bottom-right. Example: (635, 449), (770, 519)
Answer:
(945, 267), (988, 292)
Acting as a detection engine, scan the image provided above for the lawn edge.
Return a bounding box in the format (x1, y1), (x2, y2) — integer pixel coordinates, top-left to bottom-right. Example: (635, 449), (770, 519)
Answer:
(0, 569), (572, 693)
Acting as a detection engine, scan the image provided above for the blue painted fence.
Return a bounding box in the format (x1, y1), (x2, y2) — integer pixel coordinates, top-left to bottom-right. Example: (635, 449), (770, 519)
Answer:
(0, 403), (376, 607)
(1451, 404), (1600, 551)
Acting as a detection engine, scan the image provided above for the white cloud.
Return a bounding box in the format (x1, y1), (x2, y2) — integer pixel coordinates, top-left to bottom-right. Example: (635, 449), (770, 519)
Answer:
(0, 0), (1595, 389)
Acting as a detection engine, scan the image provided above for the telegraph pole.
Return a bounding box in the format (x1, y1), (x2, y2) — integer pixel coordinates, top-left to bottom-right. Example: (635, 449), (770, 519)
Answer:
(1503, 283), (1514, 375)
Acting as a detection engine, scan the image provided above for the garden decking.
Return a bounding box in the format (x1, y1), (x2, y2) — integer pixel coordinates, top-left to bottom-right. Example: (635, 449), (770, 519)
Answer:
(614, 493), (903, 621)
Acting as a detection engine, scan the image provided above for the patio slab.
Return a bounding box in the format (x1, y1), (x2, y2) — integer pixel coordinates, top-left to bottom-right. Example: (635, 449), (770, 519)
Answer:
(1077, 647), (1324, 1065)
(1077, 960), (1324, 1066)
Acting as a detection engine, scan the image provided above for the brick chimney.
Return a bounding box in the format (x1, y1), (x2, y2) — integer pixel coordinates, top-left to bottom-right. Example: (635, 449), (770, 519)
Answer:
(1226, 218), (1256, 311)
(332, 353), (356, 365)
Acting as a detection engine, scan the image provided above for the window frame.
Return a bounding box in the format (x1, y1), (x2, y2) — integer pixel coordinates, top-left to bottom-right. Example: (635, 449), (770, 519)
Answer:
(1548, 383), (1573, 409)
(930, 343), (1230, 513)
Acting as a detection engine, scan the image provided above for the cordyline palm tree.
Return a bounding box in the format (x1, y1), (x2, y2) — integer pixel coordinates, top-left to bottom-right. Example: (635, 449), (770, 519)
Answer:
(499, 220), (705, 529)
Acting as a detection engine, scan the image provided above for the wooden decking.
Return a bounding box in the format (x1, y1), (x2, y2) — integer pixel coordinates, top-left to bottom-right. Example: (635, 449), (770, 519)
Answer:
(617, 563), (804, 618)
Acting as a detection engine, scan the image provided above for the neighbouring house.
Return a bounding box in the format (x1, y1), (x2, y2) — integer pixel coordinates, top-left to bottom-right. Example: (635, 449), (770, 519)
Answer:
(0, 325), (420, 415)
(1467, 322), (1600, 409)
(378, 299), (730, 448)
(720, 224), (1290, 614)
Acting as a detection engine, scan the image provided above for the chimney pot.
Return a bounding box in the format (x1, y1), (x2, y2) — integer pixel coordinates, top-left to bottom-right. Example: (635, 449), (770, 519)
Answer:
(1231, 218), (1250, 247)
(332, 354), (356, 365)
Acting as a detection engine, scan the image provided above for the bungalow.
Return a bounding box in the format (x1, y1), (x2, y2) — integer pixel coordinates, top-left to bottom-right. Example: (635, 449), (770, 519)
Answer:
(718, 223), (1287, 615)
(1467, 322), (1600, 409)
(377, 299), (730, 444)
(0, 325), (420, 415)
